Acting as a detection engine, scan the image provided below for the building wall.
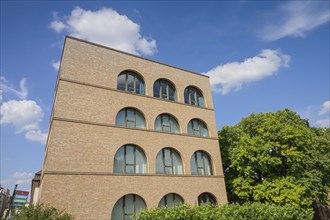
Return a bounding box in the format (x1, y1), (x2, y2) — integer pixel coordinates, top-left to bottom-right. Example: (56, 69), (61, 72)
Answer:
(39, 37), (227, 220)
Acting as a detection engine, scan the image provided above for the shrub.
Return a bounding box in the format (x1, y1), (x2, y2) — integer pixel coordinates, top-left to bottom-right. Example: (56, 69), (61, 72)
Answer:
(133, 202), (314, 220)
(11, 204), (73, 220)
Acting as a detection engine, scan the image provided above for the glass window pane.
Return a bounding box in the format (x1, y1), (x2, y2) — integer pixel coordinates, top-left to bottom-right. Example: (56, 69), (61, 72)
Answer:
(153, 81), (160, 98)
(135, 197), (146, 214)
(111, 197), (123, 220)
(169, 86), (175, 101)
(116, 110), (125, 127)
(114, 147), (125, 173)
(135, 148), (146, 173)
(156, 152), (164, 174)
(139, 82), (145, 95)
(171, 119), (179, 133)
(163, 126), (170, 133)
(127, 74), (135, 92)
(190, 89), (196, 105)
(161, 81), (167, 99)
(124, 195), (134, 215)
(136, 78), (141, 94)
(202, 126), (209, 137)
(165, 167), (172, 174)
(155, 116), (162, 131)
(126, 109), (135, 128)
(135, 112), (145, 129)
(184, 88), (189, 104)
(164, 149), (171, 166)
(188, 121), (193, 134)
(191, 154), (197, 175)
(196, 152), (203, 167)
(162, 115), (169, 126)
(158, 197), (165, 207)
(126, 146), (134, 165)
(172, 151), (183, 174)
(198, 96), (204, 107)
(204, 156), (212, 175)
(117, 74), (126, 91)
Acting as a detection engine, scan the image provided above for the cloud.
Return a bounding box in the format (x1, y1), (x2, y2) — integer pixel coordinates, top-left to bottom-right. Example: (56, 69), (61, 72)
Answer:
(319, 100), (330, 116)
(300, 101), (330, 128)
(204, 49), (290, 94)
(50, 7), (157, 56)
(52, 60), (60, 71)
(0, 99), (48, 144)
(315, 118), (330, 128)
(0, 100), (43, 132)
(12, 172), (33, 185)
(50, 20), (66, 33)
(0, 76), (28, 100)
(260, 1), (330, 41)
(25, 130), (48, 144)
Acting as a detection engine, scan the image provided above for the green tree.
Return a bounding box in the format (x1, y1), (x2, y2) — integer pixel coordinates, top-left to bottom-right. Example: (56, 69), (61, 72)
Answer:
(11, 204), (73, 220)
(218, 109), (330, 207)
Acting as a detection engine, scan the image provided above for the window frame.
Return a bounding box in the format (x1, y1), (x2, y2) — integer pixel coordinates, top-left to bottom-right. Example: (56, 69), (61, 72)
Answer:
(156, 148), (183, 175)
(158, 193), (184, 207)
(197, 193), (217, 205)
(117, 71), (145, 95)
(155, 114), (180, 133)
(153, 79), (177, 101)
(114, 144), (147, 174)
(116, 108), (146, 129)
(184, 86), (204, 107)
(187, 119), (209, 137)
(112, 194), (146, 220)
(191, 151), (213, 176)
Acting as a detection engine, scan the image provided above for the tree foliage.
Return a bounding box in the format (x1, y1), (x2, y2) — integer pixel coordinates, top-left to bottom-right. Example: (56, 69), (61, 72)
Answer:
(219, 109), (330, 207)
(11, 204), (73, 220)
(133, 203), (313, 220)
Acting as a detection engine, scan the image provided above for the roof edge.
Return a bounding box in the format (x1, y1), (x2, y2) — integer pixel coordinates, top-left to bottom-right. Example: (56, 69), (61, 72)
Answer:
(65, 35), (210, 79)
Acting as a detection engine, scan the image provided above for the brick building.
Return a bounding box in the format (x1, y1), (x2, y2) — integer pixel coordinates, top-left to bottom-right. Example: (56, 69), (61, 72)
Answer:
(39, 36), (227, 219)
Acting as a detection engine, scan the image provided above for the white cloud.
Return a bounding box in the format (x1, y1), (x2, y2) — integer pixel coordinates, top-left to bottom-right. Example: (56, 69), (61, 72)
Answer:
(300, 102), (330, 128)
(315, 118), (330, 128)
(0, 100), (44, 132)
(0, 76), (28, 100)
(50, 20), (66, 33)
(25, 130), (48, 145)
(204, 49), (290, 94)
(50, 7), (157, 56)
(319, 100), (330, 116)
(52, 60), (60, 71)
(260, 1), (330, 41)
(1, 77), (48, 145)
(12, 172), (33, 185)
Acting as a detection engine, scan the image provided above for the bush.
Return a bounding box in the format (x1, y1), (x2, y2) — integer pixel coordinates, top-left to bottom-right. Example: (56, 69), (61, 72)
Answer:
(11, 204), (73, 220)
(133, 203), (314, 220)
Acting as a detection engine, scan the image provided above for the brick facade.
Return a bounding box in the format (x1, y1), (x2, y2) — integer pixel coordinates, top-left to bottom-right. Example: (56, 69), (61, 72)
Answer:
(39, 36), (227, 219)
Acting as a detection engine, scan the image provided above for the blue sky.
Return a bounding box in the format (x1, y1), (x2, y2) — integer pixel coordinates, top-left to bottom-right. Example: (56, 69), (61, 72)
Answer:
(1, 1), (329, 194)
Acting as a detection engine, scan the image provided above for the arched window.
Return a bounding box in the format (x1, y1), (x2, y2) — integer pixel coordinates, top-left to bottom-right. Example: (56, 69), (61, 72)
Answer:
(117, 71), (145, 95)
(187, 119), (209, 137)
(115, 108), (146, 129)
(153, 79), (176, 101)
(184, 86), (204, 107)
(111, 194), (146, 220)
(114, 145), (147, 174)
(156, 148), (183, 175)
(197, 193), (217, 205)
(191, 151), (213, 175)
(155, 114), (180, 133)
(158, 193), (184, 208)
